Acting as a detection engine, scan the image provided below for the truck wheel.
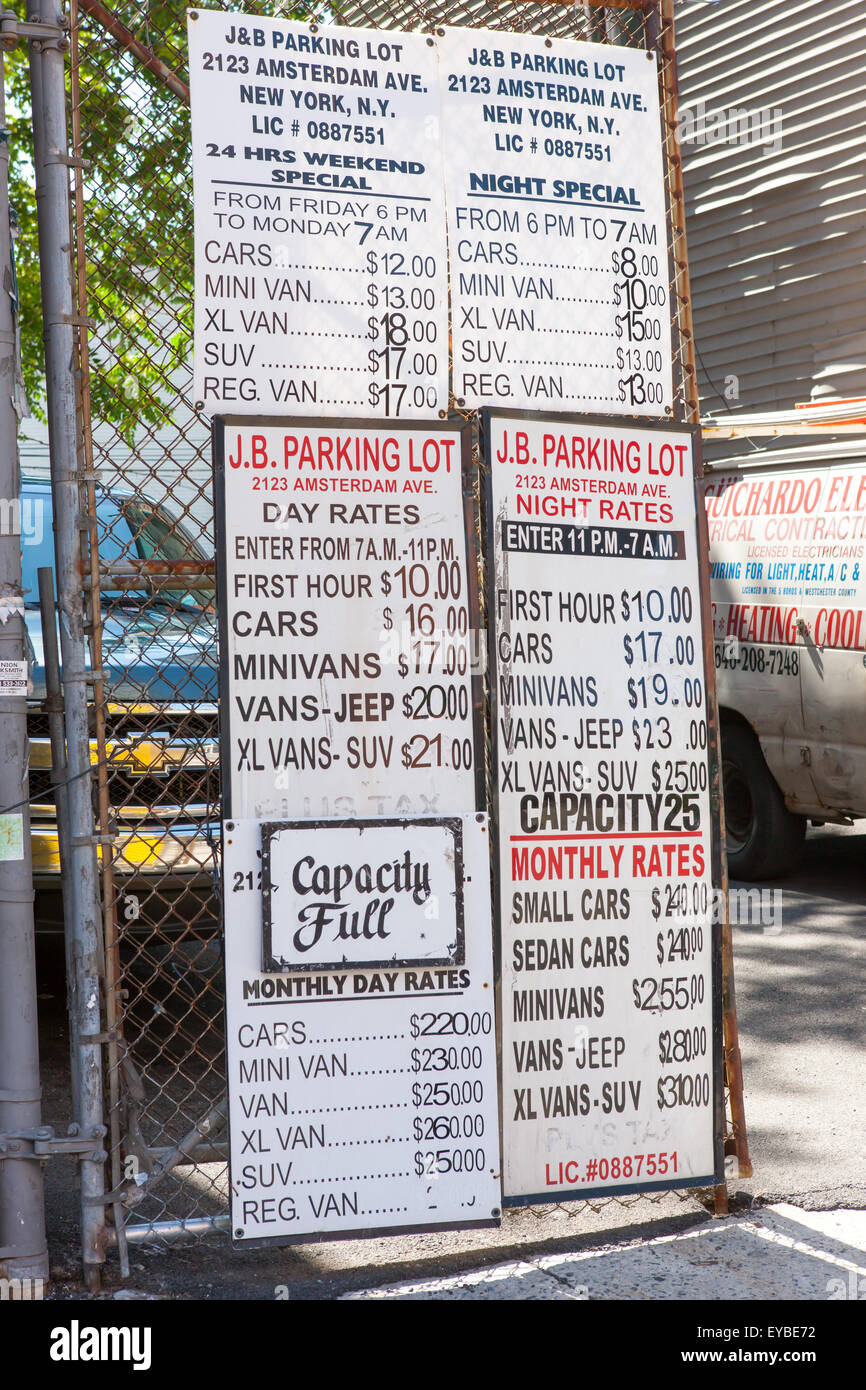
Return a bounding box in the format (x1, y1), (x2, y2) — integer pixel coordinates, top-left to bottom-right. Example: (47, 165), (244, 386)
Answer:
(721, 723), (806, 880)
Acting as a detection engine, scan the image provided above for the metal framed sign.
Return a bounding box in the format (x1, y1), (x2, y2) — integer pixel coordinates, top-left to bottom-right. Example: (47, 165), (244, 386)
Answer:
(223, 814), (501, 1246)
(260, 817), (466, 973)
(189, 11), (449, 418)
(438, 28), (673, 417)
(483, 409), (723, 1203)
(213, 417), (483, 821)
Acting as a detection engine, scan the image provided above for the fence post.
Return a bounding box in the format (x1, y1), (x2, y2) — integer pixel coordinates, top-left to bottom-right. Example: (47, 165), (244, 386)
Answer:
(0, 47), (50, 1290)
(27, 0), (106, 1288)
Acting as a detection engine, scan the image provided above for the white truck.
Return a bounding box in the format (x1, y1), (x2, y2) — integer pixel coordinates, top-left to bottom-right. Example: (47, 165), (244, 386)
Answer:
(705, 441), (866, 879)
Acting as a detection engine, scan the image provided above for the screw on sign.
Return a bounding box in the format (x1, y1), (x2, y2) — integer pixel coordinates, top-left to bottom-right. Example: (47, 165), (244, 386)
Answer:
(438, 27), (674, 417)
(214, 420), (481, 823)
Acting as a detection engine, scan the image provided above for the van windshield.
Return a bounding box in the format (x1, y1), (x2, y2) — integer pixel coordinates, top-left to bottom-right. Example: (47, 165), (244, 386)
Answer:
(21, 489), (209, 610)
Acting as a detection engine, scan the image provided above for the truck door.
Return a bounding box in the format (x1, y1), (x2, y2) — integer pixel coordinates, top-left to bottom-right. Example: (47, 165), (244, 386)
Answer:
(705, 465), (817, 812)
(794, 459), (866, 814)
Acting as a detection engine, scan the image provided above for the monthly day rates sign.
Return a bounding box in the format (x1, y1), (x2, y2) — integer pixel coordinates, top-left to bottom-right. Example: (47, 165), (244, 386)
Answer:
(485, 412), (722, 1201)
(189, 12), (449, 418)
(439, 29), (673, 416)
(224, 815), (501, 1243)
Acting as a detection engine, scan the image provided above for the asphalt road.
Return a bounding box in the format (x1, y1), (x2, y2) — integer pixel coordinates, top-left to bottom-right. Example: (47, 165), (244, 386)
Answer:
(728, 823), (866, 1210)
(33, 823), (866, 1298)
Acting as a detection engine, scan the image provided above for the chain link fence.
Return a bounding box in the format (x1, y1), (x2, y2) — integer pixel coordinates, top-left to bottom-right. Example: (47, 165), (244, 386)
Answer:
(34, 0), (738, 1274)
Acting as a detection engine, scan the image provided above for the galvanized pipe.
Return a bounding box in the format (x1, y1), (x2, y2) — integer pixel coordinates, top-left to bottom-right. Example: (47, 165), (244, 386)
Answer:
(37, 565), (77, 1116)
(27, 0), (106, 1287)
(144, 1143), (227, 1167)
(113, 1215), (231, 1246)
(143, 1095), (227, 1192)
(0, 47), (49, 1286)
(66, 0), (127, 1277)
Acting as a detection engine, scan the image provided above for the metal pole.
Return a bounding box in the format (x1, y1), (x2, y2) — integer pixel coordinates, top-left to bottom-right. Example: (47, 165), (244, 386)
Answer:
(37, 566), (77, 1121)
(0, 48), (49, 1287)
(27, 0), (106, 1288)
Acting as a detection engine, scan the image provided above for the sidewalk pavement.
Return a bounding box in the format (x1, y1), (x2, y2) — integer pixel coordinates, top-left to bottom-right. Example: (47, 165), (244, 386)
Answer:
(341, 1205), (866, 1300)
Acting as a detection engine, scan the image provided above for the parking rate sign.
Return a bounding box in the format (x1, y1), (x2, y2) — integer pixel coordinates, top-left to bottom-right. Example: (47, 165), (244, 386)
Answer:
(214, 419), (481, 823)
(188, 12), (449, 418)
(485, 412), (722, 1202)
(224, 814), (501, 1244)
(438, 29), (673, 417)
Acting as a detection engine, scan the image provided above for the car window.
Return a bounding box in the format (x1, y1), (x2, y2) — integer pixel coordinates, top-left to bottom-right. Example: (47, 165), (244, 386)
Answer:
(21, 492), (137, 602)
(21, 489), (206, 609)
(122, 502), (192, 563)
(122, 502), (206, 607)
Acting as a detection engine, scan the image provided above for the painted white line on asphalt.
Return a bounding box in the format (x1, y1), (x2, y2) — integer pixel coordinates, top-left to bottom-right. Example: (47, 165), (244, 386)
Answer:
(340, 1207), (866, 1301)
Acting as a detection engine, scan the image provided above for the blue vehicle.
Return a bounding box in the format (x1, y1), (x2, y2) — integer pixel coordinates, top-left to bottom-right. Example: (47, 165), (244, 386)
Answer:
(22, 477), (219, 929)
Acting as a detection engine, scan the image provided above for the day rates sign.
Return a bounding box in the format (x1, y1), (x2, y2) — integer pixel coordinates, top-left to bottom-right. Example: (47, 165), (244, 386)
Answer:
(214, 419), (480, 823)
(215, 419), (500, 1243)
(484, 411), (722, 1202)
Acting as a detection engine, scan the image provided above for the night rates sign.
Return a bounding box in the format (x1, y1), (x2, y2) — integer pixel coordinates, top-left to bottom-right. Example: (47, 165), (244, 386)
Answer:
(484, 411), (722, 1202)
(438, 29), (672, 416)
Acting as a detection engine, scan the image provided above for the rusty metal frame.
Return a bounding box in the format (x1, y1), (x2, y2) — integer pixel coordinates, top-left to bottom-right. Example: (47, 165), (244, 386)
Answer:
(78, 0), (190, 102)
(656, 0), (751, 1208)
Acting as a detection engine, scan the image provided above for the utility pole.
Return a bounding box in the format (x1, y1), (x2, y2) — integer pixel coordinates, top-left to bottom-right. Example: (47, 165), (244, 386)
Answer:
(0, 46), (49, 1290)
(27, 0), (107, 1287)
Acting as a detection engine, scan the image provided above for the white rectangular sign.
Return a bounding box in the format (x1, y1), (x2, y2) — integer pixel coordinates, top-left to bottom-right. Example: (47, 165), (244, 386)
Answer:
(705, 460), (866, 639)
(261, 818), (466, 972)
(224, 815), (501, 1243)
(215, 419), (480, 822)
(439, 29), (673, 416)
(485, 411), (720, 1202)
(0, 660), (28, 696)
(189, 12), (449, 418)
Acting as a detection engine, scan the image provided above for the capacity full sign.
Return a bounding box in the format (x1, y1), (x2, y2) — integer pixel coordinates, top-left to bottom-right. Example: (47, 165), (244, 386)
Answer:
(261, 818), (467, 972)
(484, 411), (722, 1202)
